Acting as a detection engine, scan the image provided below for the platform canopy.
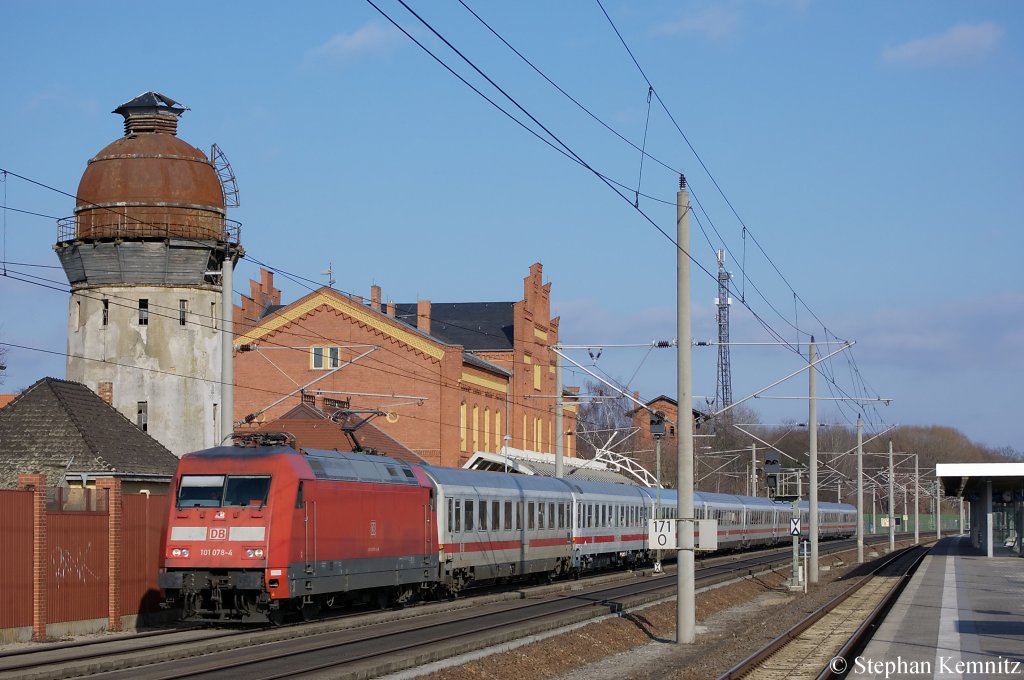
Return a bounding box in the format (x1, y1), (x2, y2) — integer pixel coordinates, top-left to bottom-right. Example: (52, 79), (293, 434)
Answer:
(937, 462), (1024, 501)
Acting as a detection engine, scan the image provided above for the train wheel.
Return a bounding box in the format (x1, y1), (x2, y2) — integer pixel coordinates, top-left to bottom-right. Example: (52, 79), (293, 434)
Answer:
(268, 608), (287, 626)
(300, 600), (321, 621)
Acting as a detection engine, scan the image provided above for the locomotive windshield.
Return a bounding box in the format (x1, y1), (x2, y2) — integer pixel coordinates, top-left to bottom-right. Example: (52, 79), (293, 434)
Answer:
(177, 474), (272, 508)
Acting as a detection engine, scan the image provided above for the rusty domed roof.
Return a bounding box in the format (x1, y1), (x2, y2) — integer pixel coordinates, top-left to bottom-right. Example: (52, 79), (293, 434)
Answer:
(73, 92), (226, 241)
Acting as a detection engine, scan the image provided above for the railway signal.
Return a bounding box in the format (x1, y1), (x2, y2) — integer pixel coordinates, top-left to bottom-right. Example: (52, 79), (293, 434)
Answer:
(764, 452), (781, 497)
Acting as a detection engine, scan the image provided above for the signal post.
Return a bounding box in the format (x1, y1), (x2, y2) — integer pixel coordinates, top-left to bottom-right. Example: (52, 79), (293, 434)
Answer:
(765, 450), (803, 589)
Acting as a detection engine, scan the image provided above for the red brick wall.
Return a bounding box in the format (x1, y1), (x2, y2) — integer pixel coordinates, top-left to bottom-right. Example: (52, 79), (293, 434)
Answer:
(234, 264), (573, 467)
(96, 478), (122, 631)
(18, 474), (47, 641)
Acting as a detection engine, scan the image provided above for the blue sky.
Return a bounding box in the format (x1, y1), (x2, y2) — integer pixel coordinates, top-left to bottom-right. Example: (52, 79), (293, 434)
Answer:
(1, 1), (1021, 451)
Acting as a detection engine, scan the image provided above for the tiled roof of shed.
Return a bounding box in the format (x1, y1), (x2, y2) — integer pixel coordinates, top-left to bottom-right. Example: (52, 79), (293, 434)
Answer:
(257, 404), (426, 465)
(0, 378), (179, 488)
(462, 352), (511, 376)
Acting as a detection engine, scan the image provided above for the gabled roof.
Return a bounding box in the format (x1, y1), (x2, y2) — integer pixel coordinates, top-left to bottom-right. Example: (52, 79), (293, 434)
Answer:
(235, 288), (447, 360)
(395, 302), (515, 351)
(257, 404), (426, 465)
(0, 378), (179, 488)
(627, 395), (708, 423)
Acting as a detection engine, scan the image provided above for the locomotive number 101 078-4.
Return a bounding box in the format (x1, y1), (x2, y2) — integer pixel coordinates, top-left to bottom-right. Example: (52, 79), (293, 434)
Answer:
(199, 548), (234, 557)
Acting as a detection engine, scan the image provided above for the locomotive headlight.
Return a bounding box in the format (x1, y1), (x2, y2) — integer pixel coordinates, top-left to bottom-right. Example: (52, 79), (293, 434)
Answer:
(246, 549), (255, 558)
(181, 548), (190, 557)
(255, 548), (265, 558)
(171, 548), (181, 557)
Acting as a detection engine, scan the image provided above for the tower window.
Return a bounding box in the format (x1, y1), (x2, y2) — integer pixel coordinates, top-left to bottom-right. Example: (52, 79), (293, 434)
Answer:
(102, 299), (109, 326)
(179, 300), (188, 326)
(137, 401), (148, 432)
(138, 299), (149, 326)
(311, 346), (325, 369)
(328, 346), (340, 368)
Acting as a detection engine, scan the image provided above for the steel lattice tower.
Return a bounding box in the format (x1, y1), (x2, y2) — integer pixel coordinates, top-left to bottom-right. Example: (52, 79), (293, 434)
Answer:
(715, 250), (733, 410)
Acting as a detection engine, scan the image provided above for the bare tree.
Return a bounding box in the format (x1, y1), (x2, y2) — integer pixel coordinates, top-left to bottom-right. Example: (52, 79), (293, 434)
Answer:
(574, 381), (635, 459)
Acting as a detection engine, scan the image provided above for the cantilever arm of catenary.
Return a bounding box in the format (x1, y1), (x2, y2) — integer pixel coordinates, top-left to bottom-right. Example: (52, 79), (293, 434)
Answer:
(710, 341), (855, 420)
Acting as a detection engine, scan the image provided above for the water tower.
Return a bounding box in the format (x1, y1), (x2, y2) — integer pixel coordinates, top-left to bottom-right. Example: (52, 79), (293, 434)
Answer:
(54, 92), (242, 455)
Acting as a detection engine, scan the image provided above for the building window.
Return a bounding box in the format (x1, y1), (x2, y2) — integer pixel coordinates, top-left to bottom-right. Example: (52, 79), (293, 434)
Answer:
(484, 407), (490, 452)
(137, 401), (148, 432)
(138, 299), (149, 326)
(533, 364), (541, 390)
(472, 404), (479, 452)
(179, 299), (188, 326)
(102, 299), (109, 326)
(459, 401), (467, 452)
(495, 411), (502, 452)
(310, 346), (342, 370)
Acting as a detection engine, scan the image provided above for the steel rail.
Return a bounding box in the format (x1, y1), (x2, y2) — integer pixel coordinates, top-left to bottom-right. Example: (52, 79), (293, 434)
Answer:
(716, 543), (929, 680)
(3, 534), (908, 680)
(816, 547), (930, 680)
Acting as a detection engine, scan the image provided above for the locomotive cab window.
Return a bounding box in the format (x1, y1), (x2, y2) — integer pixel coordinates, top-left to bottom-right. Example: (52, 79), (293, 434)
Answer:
(177, 474), (271, 508)
(224, 475), (271, 507)
(177, 475), (225, 507)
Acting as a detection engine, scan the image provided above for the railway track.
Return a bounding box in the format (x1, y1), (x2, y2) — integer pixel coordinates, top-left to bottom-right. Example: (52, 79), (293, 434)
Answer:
(1, 535), (905, 680)
(717, 542), (930, 680)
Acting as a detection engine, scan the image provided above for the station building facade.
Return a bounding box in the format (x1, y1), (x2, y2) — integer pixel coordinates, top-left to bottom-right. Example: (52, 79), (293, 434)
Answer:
(232, 263), (576, 468)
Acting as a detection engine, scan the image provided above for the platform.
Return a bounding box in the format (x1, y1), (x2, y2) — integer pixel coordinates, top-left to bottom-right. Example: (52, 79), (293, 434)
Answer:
(856, 536), (1024, 679)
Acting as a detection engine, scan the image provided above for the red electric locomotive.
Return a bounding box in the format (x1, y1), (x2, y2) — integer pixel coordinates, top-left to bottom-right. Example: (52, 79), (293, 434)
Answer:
(159, 443), (439, 622)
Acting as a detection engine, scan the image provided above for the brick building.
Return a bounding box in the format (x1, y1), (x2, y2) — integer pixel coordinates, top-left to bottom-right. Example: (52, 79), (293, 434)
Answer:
(628, 394), (707, 482)
(232, 263), (576, 468)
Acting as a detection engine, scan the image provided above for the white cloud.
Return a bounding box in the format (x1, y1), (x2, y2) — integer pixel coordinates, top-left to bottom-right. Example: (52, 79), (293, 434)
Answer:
(843, 292), (1024, 372)
(306, 23), (402, 66)
(656, 6), (742, 42)
(881, 22), (1004, 67)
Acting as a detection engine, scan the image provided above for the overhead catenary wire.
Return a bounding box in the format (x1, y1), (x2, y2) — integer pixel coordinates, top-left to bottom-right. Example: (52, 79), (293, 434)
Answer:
(2, 2), (888, 432)
(593, 0), (887, 431)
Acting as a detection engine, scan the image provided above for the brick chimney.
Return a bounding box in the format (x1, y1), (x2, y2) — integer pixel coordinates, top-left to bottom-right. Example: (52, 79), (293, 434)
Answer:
(371, 285), (381, 312)
(417, 300), (431, 335)
(98, 382), (113, 406)
(386, 301), (395, 317)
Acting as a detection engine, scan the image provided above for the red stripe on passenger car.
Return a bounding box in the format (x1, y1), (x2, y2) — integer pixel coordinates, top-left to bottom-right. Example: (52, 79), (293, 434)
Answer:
(447, 540), (521, 554)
